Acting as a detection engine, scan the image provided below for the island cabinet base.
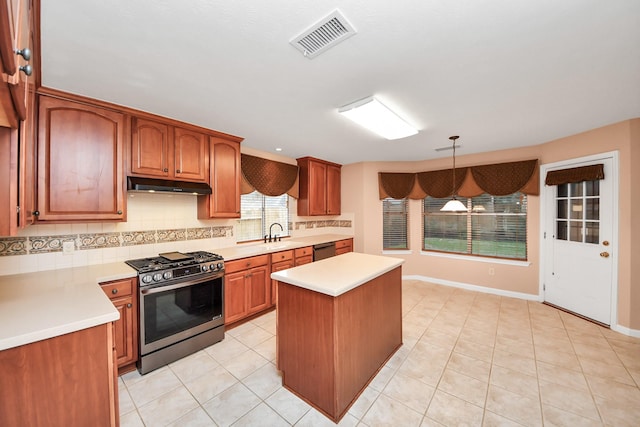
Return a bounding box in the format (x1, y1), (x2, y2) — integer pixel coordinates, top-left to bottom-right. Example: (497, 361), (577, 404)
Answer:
(276, 266), (402, 423)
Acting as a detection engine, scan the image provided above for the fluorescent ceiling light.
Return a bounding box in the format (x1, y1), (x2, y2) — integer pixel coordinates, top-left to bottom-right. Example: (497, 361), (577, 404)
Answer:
(338, 96), (418, 140)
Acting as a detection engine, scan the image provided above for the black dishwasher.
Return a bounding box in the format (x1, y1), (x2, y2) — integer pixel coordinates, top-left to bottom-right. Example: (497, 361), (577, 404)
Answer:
(313, 242), (336, 261)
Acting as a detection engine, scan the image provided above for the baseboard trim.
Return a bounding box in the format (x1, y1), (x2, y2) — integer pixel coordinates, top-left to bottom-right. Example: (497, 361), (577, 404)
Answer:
(403, 275), (542, 302)
(611, 324), (640, 338)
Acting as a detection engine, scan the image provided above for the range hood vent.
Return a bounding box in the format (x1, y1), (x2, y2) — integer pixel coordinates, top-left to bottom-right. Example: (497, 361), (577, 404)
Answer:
(290, 9), (356, 59)
(127, 176), (212, 195)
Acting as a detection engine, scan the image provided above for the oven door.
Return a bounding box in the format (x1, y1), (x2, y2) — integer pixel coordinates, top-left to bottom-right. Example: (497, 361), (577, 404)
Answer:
(139, 273), (224, 355)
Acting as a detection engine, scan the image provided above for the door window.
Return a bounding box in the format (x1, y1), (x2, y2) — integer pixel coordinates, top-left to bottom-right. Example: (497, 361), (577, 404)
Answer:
(556, 180), (600, 244)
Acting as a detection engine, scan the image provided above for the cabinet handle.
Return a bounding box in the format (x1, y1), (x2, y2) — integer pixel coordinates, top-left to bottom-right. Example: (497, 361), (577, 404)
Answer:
(15, 47), (31, 60)
(117, 210), (123, 215)
(127, 303), (132, 308)
(19, 65), (32, 76)
(33, 210), (39, 216)
(163, 168), (169, 172)
(111, 289), (118, 294)
(176, 169), (181, 173)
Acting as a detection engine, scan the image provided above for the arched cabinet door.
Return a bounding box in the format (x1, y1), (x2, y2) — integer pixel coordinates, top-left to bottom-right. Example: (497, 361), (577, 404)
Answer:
(37, 96), (125, 222)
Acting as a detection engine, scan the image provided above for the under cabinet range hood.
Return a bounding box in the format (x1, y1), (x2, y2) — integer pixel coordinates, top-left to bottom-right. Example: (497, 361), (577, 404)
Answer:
(127, 176), (212, 195)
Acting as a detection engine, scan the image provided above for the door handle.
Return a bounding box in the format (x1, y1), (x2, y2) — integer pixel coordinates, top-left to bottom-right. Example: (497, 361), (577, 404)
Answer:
(600, 252), (610, 258)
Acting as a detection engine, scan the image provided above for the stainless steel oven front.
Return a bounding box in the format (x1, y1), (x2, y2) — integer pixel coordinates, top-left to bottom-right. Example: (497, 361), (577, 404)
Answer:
(138, 271), (224, 374)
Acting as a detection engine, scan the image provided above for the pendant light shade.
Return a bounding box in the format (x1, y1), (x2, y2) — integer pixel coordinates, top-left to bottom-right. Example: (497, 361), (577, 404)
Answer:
(441, 198), (468, 212)
(440, 135), (468, 212)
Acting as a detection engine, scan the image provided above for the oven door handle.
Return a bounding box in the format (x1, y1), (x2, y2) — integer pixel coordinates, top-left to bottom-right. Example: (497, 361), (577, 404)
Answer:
(140, 276), (218, 295)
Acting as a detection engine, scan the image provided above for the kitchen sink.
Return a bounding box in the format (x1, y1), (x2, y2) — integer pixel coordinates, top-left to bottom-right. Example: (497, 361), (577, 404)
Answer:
(257, 241), (294, 250)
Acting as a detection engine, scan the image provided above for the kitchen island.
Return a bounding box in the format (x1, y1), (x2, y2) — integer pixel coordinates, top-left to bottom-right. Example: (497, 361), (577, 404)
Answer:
(271, 252), (404, 423)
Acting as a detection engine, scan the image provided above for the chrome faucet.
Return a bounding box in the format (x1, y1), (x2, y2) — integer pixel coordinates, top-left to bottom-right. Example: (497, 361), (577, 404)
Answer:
(266, 222), (284, 243)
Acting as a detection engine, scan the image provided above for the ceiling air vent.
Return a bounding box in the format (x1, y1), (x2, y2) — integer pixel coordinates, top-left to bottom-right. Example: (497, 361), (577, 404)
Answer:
(290, 9), (356, 59)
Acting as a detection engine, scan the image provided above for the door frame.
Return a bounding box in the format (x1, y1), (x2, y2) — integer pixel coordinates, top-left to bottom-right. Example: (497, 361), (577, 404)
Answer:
(539, 151), (620, 327)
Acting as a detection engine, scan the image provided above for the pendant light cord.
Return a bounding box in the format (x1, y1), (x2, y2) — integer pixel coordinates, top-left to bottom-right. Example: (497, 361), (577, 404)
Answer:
(450, 135), (459, 198)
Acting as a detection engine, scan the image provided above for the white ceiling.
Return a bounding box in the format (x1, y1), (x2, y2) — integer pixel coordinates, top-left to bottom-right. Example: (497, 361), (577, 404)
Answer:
(39, 0), (640, 165)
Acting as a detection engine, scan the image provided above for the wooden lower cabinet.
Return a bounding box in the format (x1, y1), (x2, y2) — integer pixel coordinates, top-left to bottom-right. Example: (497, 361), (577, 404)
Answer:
(335, 238), (353, 255)
(294, 246), (313, 266)
(271, 250), (294, 305)
(100, 277), (138, 373)
(0, 323), (119, 427)
(224, 254), (270, 324)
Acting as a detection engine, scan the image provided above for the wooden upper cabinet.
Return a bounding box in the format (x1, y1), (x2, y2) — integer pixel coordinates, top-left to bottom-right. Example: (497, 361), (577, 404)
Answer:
(130, 117), (209, 183)
(0, 0), (32, 128)
(130, 117), (170, 178)
(198, 137), (241, 218)
(326, 163), (341, 215)
(36, 96), (126, 222)
(174, 127), (208, 181)
(297, 157), (342, 216)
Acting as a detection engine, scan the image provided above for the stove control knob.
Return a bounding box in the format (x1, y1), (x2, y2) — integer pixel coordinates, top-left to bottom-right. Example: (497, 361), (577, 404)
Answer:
(142, 275), (152, 284)
(217, 262), (224, 270)
(163, 271), (172, 280)
(201, 265), (208, 272)
(153, 273), (163, 282)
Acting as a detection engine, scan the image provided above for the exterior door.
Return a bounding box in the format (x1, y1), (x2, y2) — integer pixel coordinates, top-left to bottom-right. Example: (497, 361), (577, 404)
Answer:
(542, 155), (616, 325)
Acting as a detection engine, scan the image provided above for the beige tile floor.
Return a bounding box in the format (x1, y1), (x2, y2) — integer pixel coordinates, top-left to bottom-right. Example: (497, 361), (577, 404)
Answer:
(119, 280), (640, 426)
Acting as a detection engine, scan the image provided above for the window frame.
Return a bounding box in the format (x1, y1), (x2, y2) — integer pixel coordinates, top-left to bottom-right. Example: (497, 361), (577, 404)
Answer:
(382, 198), (409, 250)
(422, 193), (528, 261)
(237, 191), (290, 243)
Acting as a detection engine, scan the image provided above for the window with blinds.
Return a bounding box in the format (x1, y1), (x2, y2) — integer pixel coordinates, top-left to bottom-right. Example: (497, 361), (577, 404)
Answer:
(383, 198), (409, 250)
(423, 193), (527, 260)
(237, 191), (290, 242)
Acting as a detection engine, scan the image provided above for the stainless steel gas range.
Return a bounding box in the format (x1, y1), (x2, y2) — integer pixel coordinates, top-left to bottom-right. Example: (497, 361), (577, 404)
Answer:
(125, 251), (225, 374)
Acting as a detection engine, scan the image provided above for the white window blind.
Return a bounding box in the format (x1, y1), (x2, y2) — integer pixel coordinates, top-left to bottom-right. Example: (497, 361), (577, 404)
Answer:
(423, 193), (527, 260)
(237, 191), (290, 242)
(383, 198), (409, 250)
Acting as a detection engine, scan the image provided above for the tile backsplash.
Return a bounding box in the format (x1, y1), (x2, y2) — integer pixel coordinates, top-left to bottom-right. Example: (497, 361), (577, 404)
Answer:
(0, 193), (352, 276)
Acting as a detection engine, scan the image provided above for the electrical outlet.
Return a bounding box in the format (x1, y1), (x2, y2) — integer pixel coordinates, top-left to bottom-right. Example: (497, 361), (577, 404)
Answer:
(488, 267), (495, 276)
(62, 241), (75, 255)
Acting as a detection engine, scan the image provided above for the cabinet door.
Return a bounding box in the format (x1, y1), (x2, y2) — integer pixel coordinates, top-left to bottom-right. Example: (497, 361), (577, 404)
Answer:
(111, 295), (137, 367)
(247, 265), (270, 314)
(198, 137), (241, 218)
(308, 160), (328, 215)
(131, 117), (170, 178)
(18, 81), (36, 228)
(37, 96), (125, 221)
(224, 271), (247, 324)
(295, 255), (313, 266)
(174, 127), (208, 182)
(0, 0), (31, 128)
(0, 127), (18, 235)
(100, 277), (137, 368)
(326, 164), (341, 215)
(271, 260), (294, 305)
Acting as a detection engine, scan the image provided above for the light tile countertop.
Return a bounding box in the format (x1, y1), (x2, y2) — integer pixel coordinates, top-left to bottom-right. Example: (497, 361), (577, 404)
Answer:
(0, 262), (135, 351)
(0, 234), (353, 351)
(270, 252), (404, 297)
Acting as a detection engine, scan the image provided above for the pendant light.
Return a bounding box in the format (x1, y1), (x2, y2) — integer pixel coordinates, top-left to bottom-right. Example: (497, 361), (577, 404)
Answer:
(440, 135), (468, 212)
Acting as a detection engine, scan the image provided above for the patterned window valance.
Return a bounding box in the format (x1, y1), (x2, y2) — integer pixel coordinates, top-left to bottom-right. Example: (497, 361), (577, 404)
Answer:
(545, 164), (604, 186)
(241, 154), (299, 198)
(378, 159), (539, 200)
